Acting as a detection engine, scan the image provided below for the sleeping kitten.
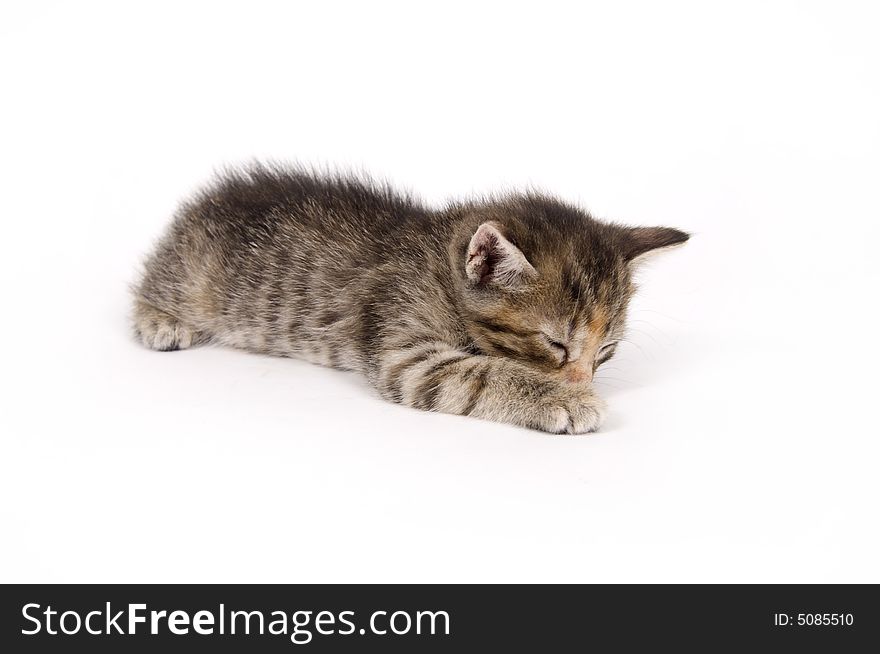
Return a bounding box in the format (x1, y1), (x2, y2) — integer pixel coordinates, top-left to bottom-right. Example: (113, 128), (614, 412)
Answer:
(133, 165), (688, 434)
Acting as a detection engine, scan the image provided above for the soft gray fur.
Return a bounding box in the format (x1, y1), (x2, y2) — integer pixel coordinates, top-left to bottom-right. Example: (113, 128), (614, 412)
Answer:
(133, 164), (688, 434)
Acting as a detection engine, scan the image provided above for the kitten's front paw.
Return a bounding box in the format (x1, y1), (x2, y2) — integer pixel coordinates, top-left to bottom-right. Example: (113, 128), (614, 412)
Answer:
(537, 386), (606, 435)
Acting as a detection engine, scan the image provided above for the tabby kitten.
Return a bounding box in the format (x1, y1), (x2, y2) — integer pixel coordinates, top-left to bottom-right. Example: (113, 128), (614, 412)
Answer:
(133, 165), (688, 434)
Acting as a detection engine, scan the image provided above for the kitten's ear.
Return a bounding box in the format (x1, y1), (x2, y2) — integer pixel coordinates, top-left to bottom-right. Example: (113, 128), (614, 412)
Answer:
(622, 226), (690, 264)
(465, 221), (537, 289)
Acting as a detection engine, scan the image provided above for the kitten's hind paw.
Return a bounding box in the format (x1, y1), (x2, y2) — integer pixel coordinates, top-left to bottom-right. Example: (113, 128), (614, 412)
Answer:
(132, 300), (202, 352)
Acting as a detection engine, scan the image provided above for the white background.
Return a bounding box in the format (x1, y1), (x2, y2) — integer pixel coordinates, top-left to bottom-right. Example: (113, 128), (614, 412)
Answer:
(1, 1), (878, 583)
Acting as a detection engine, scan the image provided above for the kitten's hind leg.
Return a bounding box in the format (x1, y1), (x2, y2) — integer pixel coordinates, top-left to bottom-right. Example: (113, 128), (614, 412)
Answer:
(132, 300), (205, 352)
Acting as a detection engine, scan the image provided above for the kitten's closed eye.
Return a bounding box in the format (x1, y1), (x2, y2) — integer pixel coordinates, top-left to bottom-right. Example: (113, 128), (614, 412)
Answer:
(595, 342), (618, 368)
(542, 334), (569, 365)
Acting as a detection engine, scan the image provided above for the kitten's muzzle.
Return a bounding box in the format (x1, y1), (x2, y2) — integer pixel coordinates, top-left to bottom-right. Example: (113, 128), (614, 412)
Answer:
(561, 361), (593, 384)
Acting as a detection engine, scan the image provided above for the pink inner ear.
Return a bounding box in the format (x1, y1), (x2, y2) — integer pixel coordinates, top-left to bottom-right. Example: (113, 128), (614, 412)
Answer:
(467, 226), (499, 283)
(466, 223), (507, 284)
(465, 222), (537, 287)
(468, 224), (498, 257)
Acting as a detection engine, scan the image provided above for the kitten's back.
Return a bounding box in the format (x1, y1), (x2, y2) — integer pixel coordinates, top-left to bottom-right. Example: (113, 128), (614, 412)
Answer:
(134, 165), (439, 361)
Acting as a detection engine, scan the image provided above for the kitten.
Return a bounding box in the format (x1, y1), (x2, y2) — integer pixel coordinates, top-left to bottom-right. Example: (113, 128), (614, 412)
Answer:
(133, 164), (688, 434)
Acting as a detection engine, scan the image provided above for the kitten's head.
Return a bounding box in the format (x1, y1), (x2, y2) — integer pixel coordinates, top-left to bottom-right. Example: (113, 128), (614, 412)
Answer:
(451, 195), (688, 383)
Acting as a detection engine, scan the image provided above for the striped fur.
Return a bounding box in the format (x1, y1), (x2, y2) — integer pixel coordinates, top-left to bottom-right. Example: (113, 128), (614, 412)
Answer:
(133, 164), (688, 434)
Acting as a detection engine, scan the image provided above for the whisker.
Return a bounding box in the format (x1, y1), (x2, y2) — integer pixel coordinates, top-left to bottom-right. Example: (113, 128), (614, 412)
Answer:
(624, 327), (666, 349)
(634, 308), (691, 324)
(627, 319), (674, 343)
(619, 337), (653, 361)
(593, 381), (627, 390)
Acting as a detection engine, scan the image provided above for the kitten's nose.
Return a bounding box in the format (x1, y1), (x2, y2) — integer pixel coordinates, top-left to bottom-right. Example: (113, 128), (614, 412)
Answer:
(563, 364), (593, 384)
